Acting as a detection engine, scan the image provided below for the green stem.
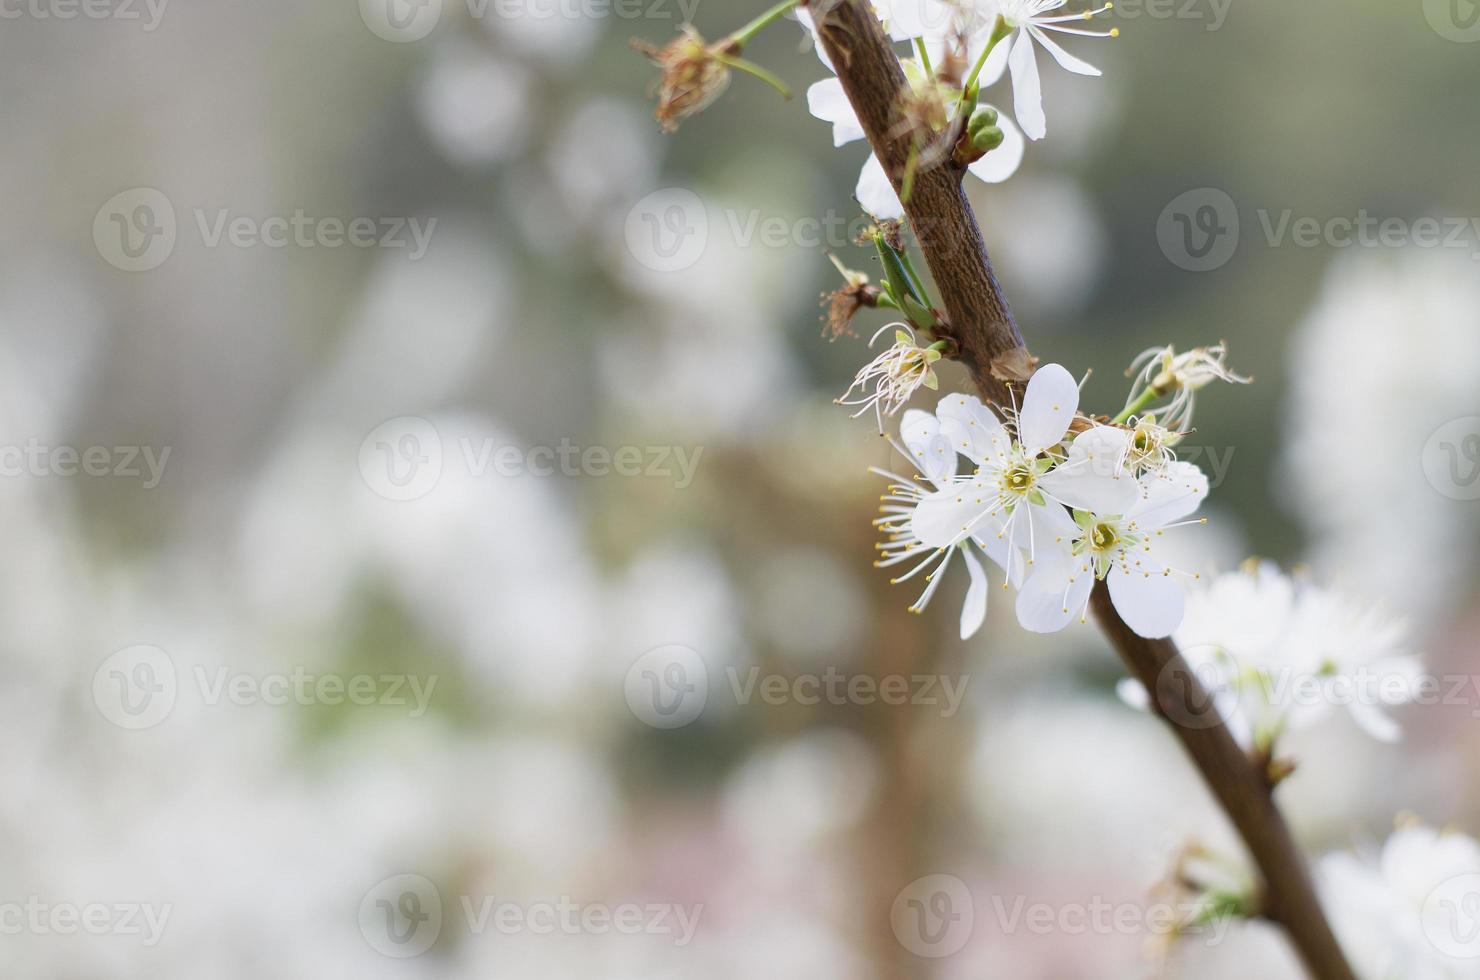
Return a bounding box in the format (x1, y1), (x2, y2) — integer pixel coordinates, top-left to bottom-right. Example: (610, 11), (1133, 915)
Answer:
(1110, 387), (1159, 425)
(963, 15), (1013, 94)
(728, 0), (801, 48)
(914, 37), (933, 75)
(714, 53), (793, 100)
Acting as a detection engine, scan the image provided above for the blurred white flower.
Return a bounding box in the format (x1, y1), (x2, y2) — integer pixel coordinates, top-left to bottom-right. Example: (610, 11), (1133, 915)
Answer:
(1320, 822), (1480, 979)
(417, 40), (532, 168)
(1282, 250), (1480, 624)
(1118, 563), (1423, 748)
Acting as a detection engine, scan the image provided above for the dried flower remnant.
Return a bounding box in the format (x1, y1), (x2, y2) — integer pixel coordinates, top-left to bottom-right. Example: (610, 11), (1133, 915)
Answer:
(837, 324), (945, 427)
(632, 29), (734, 134)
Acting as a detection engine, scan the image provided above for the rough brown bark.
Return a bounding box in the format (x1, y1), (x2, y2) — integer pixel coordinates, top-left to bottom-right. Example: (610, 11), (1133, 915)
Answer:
(804, 2), (1357, 977)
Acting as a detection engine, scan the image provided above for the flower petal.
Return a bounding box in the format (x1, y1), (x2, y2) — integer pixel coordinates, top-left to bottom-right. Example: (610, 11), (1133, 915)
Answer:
(1130, 461), (1209, 529)
(1016, 548), (1093, 633)
(901, 408), (957, 486)
(935, 392), (1009, 466)
(1007, 30), (1045, 140)
(965, 110), (1026, 184)
(1108, 562), (1186, 639)
(807, 78), (866, 147)
(856, 153), (904, 220)
(1349, 700), (1402, 743)
(1027, 25), (1101, 76)
(1038, 426), (1140, 514)
(794, 8), (836, 72)
(1018, 362), (1079, 453)
(960, 546), (990, 639)
(911, 481), (997, 548)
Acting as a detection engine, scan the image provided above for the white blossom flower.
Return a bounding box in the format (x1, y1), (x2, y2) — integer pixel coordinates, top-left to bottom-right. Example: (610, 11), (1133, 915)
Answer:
(1124, 342), (1251, 432)
(1320, 822), (1480, 979)
(969, 0), (1119, 141)
(836, 324), (943, 429)
(802, 9), (1025, 218)
(872, 395), (1025, 639)
(1117, 563), (1424, 747)
(1015, 458), (1208, 638)
(885, 367), (1140, 629)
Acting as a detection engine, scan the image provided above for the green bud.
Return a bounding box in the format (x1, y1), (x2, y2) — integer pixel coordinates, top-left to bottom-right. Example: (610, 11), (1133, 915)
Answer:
(967, 105), (999, 137)
(971, 124), (1005, 153)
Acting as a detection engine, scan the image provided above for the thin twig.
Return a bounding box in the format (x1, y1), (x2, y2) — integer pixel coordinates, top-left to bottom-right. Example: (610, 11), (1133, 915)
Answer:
(804, 2), (1357, 977)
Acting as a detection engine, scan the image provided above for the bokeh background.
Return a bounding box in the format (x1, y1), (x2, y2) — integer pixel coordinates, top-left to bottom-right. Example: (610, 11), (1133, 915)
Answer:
(2, 0), (1478, 976)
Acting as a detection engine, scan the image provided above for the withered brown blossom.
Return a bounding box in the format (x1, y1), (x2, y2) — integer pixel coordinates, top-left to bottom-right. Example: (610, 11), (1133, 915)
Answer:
(821, 279), (882, 340)
(632, 28), (733, 134)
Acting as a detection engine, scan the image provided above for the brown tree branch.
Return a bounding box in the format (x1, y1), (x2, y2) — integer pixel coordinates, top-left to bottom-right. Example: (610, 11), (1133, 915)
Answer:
(804, 2), (1357, 977)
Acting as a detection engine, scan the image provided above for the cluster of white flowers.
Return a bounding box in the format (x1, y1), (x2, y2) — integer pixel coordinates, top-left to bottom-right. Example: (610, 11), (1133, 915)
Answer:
(801, 0), (1117, 217)
(1117, 562), (1423, 748)
(873, 363), (1209, 640)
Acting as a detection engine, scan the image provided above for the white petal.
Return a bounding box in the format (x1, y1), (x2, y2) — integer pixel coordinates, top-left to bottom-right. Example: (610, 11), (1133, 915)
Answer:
(1018, 362), (1079, 453)
(1108, 563), (1186, 639)
(879, 0), (952, 40)
(1116, 676), (1151, 712)
(856, 153), (904, 220)
(935, 392), (1008, 465)
(806, 78), (866, 147)
(1130, 461), (1209, 529)
(901, 409), (957, 486)
(1037, 426), (1140, 514)
(795, 8), (836, 72)
(1027, 25), (1101, 76)
(1000, 498), (1079, 563)
(965, 111), (1026, 184)
(960, 546), (990, 639)
(973, 528), (1024, 585)
(1007, 30), (1045, 140)
(975, 24), (1012, 85)
(1349, 700), (1402, 743)
(1016, 549), (1093, 633)
(911, 482), (997, 548)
